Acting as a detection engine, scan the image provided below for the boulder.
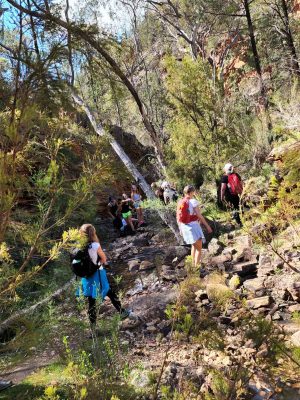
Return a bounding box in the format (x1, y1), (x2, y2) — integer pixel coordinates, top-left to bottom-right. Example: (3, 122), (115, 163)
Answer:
(161, 265), (176, 281)
(236, 247), (253, 262)
(246, 296), (272, 309)
(288, 304), (300, 313)
(208, 238), (225, 256)
(232, 259), (258, 276)
(140, 272), (159, 289)
(257, 253), (274, 277)
(222, 247), (237, 255)
(270, 275), (300, 302)
(132, 237), (150, 247)
(151, 230), (176, 245)
(163, 246), (190, 265)
(157, 320), (172, 336)
(126, 280), (144, 296)
(128, 259), (140, 272)
(129, 290), (177, 321)
(290, 331), (300, 347)
(146, 325), (158, 333)
(176, 268), (187, 280)
(243, 277), (265, 292)
(195, 289), (208, 302)
(290, 282), (300, 302)
(210, 253), (232, 268)
(139, 260), (155, 271)
(277, 321), (300, 334)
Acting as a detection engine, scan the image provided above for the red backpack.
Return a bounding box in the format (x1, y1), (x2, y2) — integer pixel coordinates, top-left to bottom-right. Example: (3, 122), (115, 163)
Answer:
(177, 198), (198, 224)
(228, 173), (243, 195)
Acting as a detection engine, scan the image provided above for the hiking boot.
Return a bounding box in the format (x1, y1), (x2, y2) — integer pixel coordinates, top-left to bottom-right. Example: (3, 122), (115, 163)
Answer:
(0, 381), (12, 392)
(88, 325), (97, 339)
(199, 269), (208, 279)
(120, 309), (131, 320)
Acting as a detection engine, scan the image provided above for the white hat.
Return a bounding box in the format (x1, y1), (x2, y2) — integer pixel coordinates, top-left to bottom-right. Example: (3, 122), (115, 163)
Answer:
(224, 163), (234, 174)
(161, 181), (170, 189)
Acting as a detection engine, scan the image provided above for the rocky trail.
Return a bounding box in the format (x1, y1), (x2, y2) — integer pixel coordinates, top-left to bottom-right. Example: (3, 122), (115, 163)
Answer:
(1, 216), (300, 399)
(97, 218), (300, 399)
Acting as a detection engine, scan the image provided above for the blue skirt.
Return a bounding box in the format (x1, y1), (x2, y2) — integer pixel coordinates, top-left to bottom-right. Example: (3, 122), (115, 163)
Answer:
(76, 268), (110, 299)
(180, 222), (206, 245)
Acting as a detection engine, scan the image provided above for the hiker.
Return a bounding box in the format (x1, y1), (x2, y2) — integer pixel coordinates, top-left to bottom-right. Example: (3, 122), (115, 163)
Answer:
(151, 182), (165, 203)
(107, 196), (123, 230)
(131, 184), (144, 227)
(120, 193), (136, 233)
(151, 181), (178, 204)
(177, 185), (212, 270)
(220, 163), (243, 226)
(161, 181), (178, 204)
(75, 224), (130, 330)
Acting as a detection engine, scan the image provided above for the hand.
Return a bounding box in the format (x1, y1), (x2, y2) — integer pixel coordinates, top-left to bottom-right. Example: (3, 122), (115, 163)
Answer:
(206, 225), (213, 234)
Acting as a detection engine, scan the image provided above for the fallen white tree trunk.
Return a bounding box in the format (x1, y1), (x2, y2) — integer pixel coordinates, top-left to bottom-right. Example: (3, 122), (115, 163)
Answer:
(72, 91), (181, 243)
(0, 279), (75, 337)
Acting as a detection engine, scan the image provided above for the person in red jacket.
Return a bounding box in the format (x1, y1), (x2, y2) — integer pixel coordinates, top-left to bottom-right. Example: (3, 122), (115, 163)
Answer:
(220, 163), (243, 226)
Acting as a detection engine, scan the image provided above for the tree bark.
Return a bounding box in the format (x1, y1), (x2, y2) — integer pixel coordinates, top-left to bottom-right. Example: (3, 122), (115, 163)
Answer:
(243, 0), (269, 111)
(0, 279), (75, 336)
(72, 91), (181, 242)
(280, 0), (300, 76)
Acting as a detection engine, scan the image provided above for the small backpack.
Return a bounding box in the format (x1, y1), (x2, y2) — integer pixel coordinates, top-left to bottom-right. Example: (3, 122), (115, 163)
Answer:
(177, 198), (198, 224)
(70, 244), (99, 278)
(228, 173), (243, 195)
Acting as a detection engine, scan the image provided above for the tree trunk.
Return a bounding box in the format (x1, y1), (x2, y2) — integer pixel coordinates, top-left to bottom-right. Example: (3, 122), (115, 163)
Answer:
(72, 91), (181, 243)
(280, 0), (300, 76)
(243, 0), (269, 110)
(6, 0), (167, 174)
(0, 279), (75, 336)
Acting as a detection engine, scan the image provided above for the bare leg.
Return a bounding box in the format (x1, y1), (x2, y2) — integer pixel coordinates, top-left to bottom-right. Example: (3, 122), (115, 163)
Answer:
(138, 208), (143, 225)
(191, 244), (196, 268)
(127, 216), (135, 232)
(193, 239), (202, 269)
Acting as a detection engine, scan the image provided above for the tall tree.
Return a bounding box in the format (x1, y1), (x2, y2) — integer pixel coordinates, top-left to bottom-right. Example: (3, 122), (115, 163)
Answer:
(266, 0), (300, 76)
(6, 0), (168, 173)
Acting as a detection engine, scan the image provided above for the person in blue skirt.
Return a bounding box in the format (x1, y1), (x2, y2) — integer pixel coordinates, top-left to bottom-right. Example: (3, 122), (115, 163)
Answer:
(76, 224), (130, 329)
(177, 186), (212, 270)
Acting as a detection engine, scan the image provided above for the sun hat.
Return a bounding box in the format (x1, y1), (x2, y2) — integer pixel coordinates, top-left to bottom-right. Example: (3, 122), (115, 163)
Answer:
(224, 163), (234, 174)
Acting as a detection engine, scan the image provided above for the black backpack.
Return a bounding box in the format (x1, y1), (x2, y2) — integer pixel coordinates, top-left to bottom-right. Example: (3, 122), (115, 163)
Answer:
(70, 244), (99, 278)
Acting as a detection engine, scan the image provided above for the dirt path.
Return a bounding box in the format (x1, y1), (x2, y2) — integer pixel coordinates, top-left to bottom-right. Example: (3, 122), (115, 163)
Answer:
(0, 354), (57, 385)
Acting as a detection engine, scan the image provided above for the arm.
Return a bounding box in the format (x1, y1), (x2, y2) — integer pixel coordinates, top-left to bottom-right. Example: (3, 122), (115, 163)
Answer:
(194, 206), (212, 234)
(220, 183), (227, 202)
(97, 245), (107, 264)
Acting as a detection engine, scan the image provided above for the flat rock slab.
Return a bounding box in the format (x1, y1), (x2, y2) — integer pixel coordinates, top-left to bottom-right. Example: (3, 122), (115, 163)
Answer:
(128, 259), (140, 272)
(232, 260), (258, 276)
(246, 296), (271, 309)
(289, 304), (300, 313)
(160, 265), (176, 281)
(277, 321), (300, 334)
(139, 260), (155, 271)
(163, 246), (190, 265)
(130, 290), (177, 322)
(208, 238), (225, 256)
(210, 253), (232, 267)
